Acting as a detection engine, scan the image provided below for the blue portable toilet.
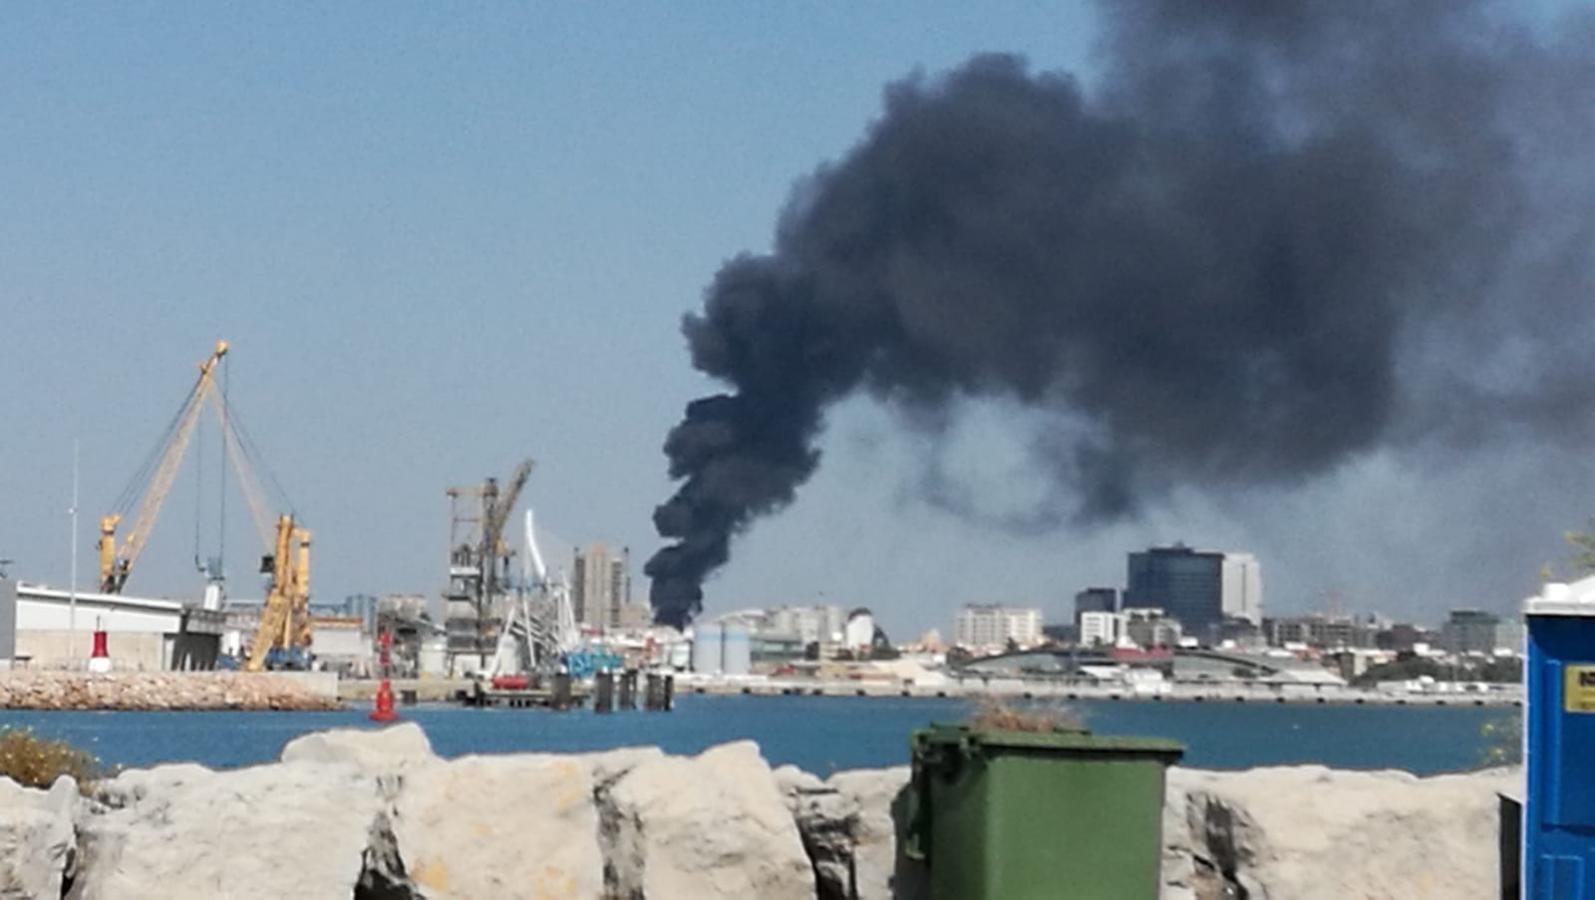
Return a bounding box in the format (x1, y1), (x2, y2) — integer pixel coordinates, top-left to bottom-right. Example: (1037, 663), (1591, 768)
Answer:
(1525, 574), (1595, 897)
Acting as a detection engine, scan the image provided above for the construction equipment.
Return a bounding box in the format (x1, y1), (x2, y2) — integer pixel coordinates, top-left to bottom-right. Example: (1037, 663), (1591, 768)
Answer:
(243, 514), (312, 671)
(99, 339), (312, 670)
(444, 459), (534, 674)
(99, 341), (229, 594)
(487, 507), (581, 678)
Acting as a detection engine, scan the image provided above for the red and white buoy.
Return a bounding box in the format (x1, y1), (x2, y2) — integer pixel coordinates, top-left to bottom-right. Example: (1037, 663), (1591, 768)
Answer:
(369, 629), (398, 723)
(86, 628), (112, 674)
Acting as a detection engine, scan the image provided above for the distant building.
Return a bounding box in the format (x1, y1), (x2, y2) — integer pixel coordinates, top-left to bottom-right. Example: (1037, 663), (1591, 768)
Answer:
(1265, 614), (1377, 650)
(1126, 545), (1225, 638)
(1079, 611), (1125, 648)
(1073, 588), (1119, 630)
(767, 605), (846, 647)
(1441, 610), (1523, 655)
(1123, 608), (1182, 649)
(955, 605), (1042, 649)
(572, 543), (631, 628)
(1376, 622), (1431, 653)
(1220, 554), (1263, 624)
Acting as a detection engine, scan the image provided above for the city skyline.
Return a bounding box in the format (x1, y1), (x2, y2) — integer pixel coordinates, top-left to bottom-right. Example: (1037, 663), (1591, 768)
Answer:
(3, 3), (1591, 640)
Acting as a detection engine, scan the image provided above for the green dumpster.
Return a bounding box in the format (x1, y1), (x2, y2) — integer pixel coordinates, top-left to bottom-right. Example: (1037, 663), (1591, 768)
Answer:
(904, 723), (1184, 900)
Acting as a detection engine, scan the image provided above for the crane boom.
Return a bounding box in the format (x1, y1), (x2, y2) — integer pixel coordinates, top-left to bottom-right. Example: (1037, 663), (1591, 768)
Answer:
(483, 459), (534, 554)
(99, 340), (229, 594)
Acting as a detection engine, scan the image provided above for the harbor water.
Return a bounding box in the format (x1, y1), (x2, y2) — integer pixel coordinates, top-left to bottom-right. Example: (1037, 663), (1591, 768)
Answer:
(0, 694), (1514, 776)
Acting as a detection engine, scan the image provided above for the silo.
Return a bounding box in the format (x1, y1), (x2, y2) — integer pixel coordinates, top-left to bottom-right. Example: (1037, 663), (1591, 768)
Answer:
(720, 624), (752, 676)
(692, 623), (724, 674)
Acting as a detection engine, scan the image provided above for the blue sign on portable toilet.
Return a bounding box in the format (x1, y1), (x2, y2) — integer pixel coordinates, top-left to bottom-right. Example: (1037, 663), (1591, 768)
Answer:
(1525, 574), (1595, 897)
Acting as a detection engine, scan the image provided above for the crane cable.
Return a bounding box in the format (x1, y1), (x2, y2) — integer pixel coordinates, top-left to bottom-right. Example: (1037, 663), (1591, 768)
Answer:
(110, 380), (194, 517)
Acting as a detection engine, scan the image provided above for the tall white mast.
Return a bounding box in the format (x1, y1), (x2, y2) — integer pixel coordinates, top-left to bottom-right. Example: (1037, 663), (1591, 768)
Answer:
(68, 438), (79, 661)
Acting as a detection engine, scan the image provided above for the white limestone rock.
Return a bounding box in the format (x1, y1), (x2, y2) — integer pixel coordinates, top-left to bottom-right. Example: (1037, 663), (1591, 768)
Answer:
(69, 761), (382, 900)
(1163, 764), (1520, 900)
(279, 721), (438, 771)
(604, 740), (815, 899)
(390, 754), (605, 899)
(0, 775), (80, 899)
(826, 767), (919, 900)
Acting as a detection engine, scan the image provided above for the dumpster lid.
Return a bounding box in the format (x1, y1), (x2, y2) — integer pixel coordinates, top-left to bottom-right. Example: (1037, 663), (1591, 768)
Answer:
(917, 723), (1184, 757)
(1526, 575), (1595, 617)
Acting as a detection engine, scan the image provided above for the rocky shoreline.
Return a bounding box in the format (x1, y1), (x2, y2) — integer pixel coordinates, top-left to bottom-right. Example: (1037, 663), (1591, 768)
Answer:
(0, 671), (343, 711)
(0, 724), (1516, 899)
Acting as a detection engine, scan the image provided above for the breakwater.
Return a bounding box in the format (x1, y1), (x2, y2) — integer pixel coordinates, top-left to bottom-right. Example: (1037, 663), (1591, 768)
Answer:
(0, 671), (342, 711)
(0, 723), (1518, 898)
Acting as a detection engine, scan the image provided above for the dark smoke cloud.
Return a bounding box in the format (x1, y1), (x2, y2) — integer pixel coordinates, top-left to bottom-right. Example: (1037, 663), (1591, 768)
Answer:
(647, 0), (1595, 627)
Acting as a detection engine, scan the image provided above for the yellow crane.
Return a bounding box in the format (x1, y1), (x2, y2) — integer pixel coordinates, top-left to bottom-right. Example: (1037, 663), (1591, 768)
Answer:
(244, 514), (312, 671)
(100, 339), (314, 670)
(98, 340), (230, 594)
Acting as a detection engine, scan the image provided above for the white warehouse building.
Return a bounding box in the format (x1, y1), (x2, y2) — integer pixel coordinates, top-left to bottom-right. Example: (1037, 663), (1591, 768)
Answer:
(1, 577), (223, 671)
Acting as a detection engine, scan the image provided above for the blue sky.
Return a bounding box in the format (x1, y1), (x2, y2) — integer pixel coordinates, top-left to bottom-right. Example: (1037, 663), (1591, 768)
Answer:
(1, 3), (1584, 637)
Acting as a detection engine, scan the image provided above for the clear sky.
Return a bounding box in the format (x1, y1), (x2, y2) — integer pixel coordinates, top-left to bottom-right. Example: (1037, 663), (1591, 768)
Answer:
(1, 2), (1586, 638)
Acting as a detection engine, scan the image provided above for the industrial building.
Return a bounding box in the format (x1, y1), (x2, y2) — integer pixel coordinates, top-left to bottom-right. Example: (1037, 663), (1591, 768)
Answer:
(0, 576), (223, 670)
(767, 604), (846, 646)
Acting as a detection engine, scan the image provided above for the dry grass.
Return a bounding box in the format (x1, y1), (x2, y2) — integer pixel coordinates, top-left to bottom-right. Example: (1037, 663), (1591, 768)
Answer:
(968, 696), (1082, 733)
(0, 727), (103, 794)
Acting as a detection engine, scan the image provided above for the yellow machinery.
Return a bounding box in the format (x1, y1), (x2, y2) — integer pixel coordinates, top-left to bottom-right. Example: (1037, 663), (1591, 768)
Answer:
(98, 340), (229, 594)
(100, 339), (313, 669)
(244, 515), (312, 672)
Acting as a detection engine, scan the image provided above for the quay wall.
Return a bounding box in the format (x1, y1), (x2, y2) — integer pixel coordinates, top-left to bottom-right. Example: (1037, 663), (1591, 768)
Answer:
(0, 670), (342, 710)
(677, 674), (1525, 707)
(0, 723), (1516, 899)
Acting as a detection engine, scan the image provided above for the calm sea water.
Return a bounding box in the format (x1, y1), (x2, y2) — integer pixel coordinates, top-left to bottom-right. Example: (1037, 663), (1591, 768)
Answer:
(0, 695), (1515, 776)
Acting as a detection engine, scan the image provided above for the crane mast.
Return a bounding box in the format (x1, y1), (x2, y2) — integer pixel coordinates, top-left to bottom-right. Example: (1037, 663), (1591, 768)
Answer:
(445, 458), (534, 674)
(244, 514), (312, 672)
(100, 339), (314, 671)
(99, 340), (229, 594)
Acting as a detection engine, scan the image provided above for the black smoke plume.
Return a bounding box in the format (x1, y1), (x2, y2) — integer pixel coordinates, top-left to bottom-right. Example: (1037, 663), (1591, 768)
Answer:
(647, 0), (1595, 627)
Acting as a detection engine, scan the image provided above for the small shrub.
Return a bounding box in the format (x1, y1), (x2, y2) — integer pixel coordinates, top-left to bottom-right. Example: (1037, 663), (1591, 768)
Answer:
(0, 728), (103, 794)
(1481, 710), (1522, 767)
(968, 696), (1081, 733)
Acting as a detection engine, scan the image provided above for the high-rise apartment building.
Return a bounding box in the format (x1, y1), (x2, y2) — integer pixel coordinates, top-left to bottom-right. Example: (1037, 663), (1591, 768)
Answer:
(954, 605), (1042, 649)
(1441, 609), (1524, 655)
(1079, 611), (1124, 648)
(1221, 554), (1264, 624)
(1073, 587), (1119, 629)
(1125, 545), (1225, 637)
(572, 543), (632, 628)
